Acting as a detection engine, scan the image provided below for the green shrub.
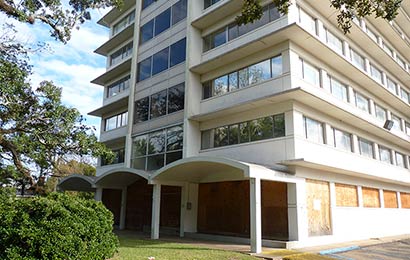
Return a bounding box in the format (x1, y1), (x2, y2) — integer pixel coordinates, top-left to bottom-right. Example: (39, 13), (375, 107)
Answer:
(0, 190), (119, 260)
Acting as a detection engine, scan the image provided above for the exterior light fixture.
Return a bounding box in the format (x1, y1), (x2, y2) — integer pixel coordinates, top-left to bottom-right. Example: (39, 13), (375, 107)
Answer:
(383, 120), (394, 130)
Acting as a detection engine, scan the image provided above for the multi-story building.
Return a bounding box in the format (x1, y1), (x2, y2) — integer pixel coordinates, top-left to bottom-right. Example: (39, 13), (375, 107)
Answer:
(59, 0), (410, 253)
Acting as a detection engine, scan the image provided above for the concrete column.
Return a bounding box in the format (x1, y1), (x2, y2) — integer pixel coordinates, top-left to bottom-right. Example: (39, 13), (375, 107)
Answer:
(373, 143), (380, 160)
(343, 41), (350, 60)
(397, 192), (402, 208)
(381, 72), (387, 86)
(119, 187), (128, 230)
(151, 184), (161, 239)
(329, 182), (336, 235)
(369, 100), (375, 116)
(288, 181), (308, 241)
(364, 58), (370, 73)
(184, 183), (198, 233)
(357, 186), (364, 207)
(250, 178), (262, 254)
(379, 189), (384, 208)
(324, 123), (333, 146)
(352, 135), (359, 154)
(347, 86), (355, 105)
(179, 183), (188, 237)
(391, 150), (396, 165)
(95, 187), (103, 201)
(320, 69), (328, 90)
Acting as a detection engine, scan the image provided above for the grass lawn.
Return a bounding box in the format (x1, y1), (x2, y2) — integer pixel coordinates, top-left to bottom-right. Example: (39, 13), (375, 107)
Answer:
(113, 233), (259, 260)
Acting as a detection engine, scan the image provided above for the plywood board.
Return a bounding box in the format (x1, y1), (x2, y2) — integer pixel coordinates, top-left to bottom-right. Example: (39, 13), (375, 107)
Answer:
(125, 179), (153, 230)
(383, 190), (398, 208)
(306, 179), (332, 237)
(102, 188), (122, 226)
(401, 193), (410, 208)
(335, 183), (358, 207)
(160, 185), (182, 228)
(362, 187), (380, 208)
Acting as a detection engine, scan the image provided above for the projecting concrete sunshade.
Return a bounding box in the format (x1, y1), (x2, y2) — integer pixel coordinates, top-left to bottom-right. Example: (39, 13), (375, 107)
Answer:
(94, 168), (149, 188)
(58, 174), (96, 192)
(150, 156), (291, 184)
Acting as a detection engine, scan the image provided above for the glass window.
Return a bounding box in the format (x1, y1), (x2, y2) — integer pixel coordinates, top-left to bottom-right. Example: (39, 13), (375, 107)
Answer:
(166, 151), (182, 164)
(102, 148), (125, 166)
(397, 56), (406, 69)
(228, 24), (239, 41)
(238, 68), (249, 88)
(201, 130), (212, 149)
(396, 152), (406, 168)
(329, 76), (348, 102)
(203, 81), (212, 99)
(134, 97), (149, 123)
(214, 126), (229, 147)
(299, 8), (316, 34)
(379, 146), (392, 164)
(391, 114), (402, 132)
(213, 75), (228, 96)
(303, 117), (324, 143)
(105, 112), (128, 131)
(172, 0), (187, 25)
(212, 29), (227, 50)
(140, 19), (154, 44)
(386, 77), (397, 94)
(239, 122), (250, 143)
(167, 126), (183, 151)
(269, 4), (281, 20)
(204, 0), (221, 9)
(228, 124), (239, 145)
(354, 92), (370, 113)
(137, 57), (152, 82)
(147, 154), (164, 170)
(350, 49), (365, 70)
(333, 128), (352, 152)
(301, 59), (320, 86)
(370, 64), (382, 84)
(152, 47), (169, 75)
(168, 83), (185, 113)
(113, 11), (135, 35)
(406, 122), (410, 135)
(133, 135), (147, 157)
(170, 38), (186, 67)
(358, 138), (374, 158)
(228, 72), (238, 91)
(107, 76), (130, 98)
(326, 29), (343, 54)
(249, 116), (273, 141)
(383, 43), (393, 57)
(273, 114), (285, 137)
(148, 130), (166, 154)
(154, 8), (171, 36)
(401, 88), (410, 103)
(110, 43), (133, 66)
(150, 90), (167, 119)
(366, 27), (378, 42)
(248, 60), (271, 85)
(105, 117), (117, 131)
(374, 104), (386, 122)
(142, 0), (155, 9)
(271, 55), (283, 77)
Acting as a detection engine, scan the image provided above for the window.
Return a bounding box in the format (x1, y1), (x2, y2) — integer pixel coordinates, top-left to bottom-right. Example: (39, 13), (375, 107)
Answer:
(132, 125), (183, 171)
(201, 114), (285, 149)
(203, 4), (281, 51)
(134, 83), (185, 123)
(204, 0), (221, 9)
(110, 42), (133, 66)
(397, 56), (406, 69)
(358, 137), (374, 158)
(137, 38), (186, 82)
(300, 59), (320, 86)
(303, 116), (324, 143)
(401, 88), (410, 103)
(362, 187), (380, 208)
(350, 49), (365, 70)
(395, 152), (406, 168)
(325, 29), (343, 54)
(370, 64), (382, 84)
(105, 112), (128, 131)
(332, 128), (352, 152)
(298, 8), (316, 34)
(406, 121), (410, 135)
(391, 114), (402, 132)
(328, 76), (348, 102)
(140, 0), (187, 44)
(112, 11), (135, 36)
(379, 146), (392, 164)
(366, 27), (378, 42)
(383, 43), (393, 57)
(202, 55), (282, 99)
(374, 104), (387, 122)
(101, 148), (125, 166)
(107, 76), (130, 98)
(142, 0), (155, 10)
(386, 77), (397, 94)
(354, 91), (370, 114)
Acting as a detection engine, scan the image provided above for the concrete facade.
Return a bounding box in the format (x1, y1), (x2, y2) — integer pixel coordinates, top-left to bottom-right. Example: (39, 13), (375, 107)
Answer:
(59, 0), (410, 253)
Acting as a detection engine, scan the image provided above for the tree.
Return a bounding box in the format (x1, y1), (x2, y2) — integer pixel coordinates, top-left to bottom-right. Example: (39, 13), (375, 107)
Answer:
(238, 0), (402, 33)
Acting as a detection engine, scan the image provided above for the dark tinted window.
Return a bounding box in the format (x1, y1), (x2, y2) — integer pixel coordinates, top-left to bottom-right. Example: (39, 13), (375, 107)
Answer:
(135, 97), (149, 123)
(273, 114), (285, 137)
(154, 8), (171, 36)
(168, 83), (185, 113)
(142, 0), (155, 9)
(172, 0), (187, 25)
(214, 126), (229, 147)
(152, 47), (169, 75)
(150, 89), (167, 118)
(250, 116), (273, 141)
(170, 38), (186, 67)
(137, 57), (152, 82)
(167, 126), (183, 151)
(140, 19), (154, 44)
(148, 130), (166, 154)
(204, 0), (222, 9)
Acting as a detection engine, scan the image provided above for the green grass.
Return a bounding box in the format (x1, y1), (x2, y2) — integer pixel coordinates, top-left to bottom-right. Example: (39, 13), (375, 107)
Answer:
(113, 234), (259, 260)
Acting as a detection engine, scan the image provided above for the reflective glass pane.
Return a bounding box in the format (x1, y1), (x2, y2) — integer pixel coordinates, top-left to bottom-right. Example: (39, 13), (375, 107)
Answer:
(391, 115), (402, 131)
(150, 90), (167, 118)
(333, 129), (352, 152)
(249, 60), (271, 85)
(249, 116), (273, 141)
(269, 4), (281, 20)
(396, 152), (405, 168)
(304, 117), (323, 143)
(132, 157), (146, 170)
(350, 49), (365, 70)
(135, 97), (149, 123)
(228, 124), (239, 145)
(147, 154), (164, 170)
(370, 65), (382, 83)
(379, 146), (392, 164)
(154, 8), (171, 36)
(168, 83), (185, 113)
(133, 135), (147, 156)
(355, 92), (369, 113)
(374, 104), (386, 122)
(214, 126), (229, 147)
(359, 138), (373, 158)
(238, 68), (249, 88)
(330, 77), (348, 102)
(140, 19), (154, 44)
(401, 88), (410, 103)
(228, 24), (239, 41)
(386, 78), (397, 94)
(203, 81), (212, 99)
(239, 122), (250, 143)
(228, 72), (238, 91)
(166, 151), (182, 165)
(105, 117), (117, 131)
(273, 114), (285, 137)
(271, 55), (282, 77)
(148, 130), (166, 154)
(172, 0), (187, 25)
(152, 47), (169, 75)
(170, 38), (186, 67)
(137, 57), (152, 82)
(302, 60), (319, 86)
(213, 75), (228, 96)
(212, 29), (226, 48)
(167, 125), (183, 151)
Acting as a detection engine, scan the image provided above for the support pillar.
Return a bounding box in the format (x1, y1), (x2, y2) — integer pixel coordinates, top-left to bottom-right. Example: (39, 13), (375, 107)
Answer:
(119, 187), (127, 230)
(250, 178), (262, 254)
(179, 183), (188, 237)
(151, 184), (161, 239)
(95, 187), (103, 201)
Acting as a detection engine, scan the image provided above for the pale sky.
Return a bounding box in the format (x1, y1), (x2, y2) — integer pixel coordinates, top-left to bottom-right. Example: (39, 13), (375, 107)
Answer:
(1, 8), (111, 137)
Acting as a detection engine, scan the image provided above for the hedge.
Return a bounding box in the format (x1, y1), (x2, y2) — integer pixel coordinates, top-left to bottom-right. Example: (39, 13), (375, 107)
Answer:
(0, 189), (119, 260)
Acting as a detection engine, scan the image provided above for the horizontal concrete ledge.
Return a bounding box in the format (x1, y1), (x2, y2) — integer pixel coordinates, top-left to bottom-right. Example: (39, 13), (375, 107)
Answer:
(184, 232), (296, 249)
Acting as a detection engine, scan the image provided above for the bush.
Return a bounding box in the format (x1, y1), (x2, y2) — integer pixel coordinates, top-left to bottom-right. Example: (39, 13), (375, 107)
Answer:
(0, 190), (119, 260)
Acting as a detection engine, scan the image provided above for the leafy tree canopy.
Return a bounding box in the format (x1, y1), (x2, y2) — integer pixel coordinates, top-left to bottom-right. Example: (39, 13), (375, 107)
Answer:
(238, 0), (402, 33)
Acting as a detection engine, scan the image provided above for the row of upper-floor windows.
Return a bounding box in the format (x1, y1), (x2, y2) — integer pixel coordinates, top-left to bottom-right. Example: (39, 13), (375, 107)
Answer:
(107, 75), (130, 98)
(105, 111), (128, 131)
(137, 38), (186, 82)
(201, 113), (285, 150)
(110, 42), (133, 67)
(132, 124), (183, 171)
(134, 83), (185, 123)
(203, 3), (282, 52)
(303, 116), (410, 169)
(202, 55), (282, 99)
(299, 58), (410, 137)
(297, 7), (410, 106)
(140, 0), (187, 45)
(112, 11), (135, 36)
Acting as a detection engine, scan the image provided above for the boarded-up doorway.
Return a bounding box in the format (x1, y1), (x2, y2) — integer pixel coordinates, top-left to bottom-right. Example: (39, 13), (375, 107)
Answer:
(126, 179), (153, 230)
(102, 188), (122, 226)
(160, 186), (182, 230)
(306, 179), (332, 236)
